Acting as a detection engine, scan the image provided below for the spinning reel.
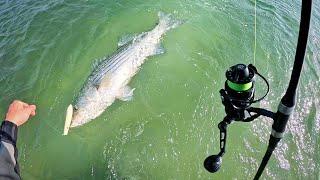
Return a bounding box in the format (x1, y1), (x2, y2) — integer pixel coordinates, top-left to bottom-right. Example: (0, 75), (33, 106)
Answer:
(203, 0), (311, 178)
(204, 64), (273, 173)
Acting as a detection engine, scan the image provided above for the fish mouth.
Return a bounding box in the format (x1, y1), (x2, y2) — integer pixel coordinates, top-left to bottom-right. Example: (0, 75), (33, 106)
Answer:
(70, 119), (81, 128)
(63, 104), (84, 135)
(69, 107), (90, 128)
(69, 108), (81, 128)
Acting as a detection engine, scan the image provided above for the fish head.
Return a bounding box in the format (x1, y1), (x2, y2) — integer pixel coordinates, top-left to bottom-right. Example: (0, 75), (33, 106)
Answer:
(70, 107), (87, 128)
(70, 101), (107, 127)
(70, 101), (104, 128)
(70, 86), (116, 127)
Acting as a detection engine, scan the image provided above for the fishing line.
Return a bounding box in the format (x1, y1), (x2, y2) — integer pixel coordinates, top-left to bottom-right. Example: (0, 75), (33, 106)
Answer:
(253, 0), (257, 65)
(204, 0), (312, 178)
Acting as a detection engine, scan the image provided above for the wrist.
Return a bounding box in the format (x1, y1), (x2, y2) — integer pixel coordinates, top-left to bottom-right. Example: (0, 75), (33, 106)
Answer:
(4, 119), (19, 126)
(0, 120), (18, 145)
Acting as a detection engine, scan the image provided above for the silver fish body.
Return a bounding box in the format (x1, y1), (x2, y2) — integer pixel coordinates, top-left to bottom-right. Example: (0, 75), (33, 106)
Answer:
(68, 12), (180, 128)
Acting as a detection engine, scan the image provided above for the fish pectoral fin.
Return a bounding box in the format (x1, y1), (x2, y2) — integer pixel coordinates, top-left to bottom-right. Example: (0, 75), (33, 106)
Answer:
(155, 43), (165, 55)
(118, 34), (136, 48)
(96, 75), (112, 90)
(117, 86), (135, 101)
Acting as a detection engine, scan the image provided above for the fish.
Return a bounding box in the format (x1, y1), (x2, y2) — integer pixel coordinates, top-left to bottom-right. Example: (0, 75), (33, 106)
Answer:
(63, 12), (181, 135)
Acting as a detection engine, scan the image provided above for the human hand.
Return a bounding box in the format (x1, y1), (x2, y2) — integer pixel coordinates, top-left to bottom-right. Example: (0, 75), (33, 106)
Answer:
(5, 100), (36, 126)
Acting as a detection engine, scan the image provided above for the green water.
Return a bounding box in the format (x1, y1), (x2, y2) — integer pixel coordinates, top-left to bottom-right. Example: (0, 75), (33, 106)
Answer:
(1, 0), (320, 179)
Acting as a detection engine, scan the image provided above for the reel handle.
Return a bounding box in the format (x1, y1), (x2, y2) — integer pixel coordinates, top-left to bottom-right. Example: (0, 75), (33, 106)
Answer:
(204, 116), (233, 173)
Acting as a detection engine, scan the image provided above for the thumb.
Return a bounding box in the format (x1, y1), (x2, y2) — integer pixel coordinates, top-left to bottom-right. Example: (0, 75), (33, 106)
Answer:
(28, 105), (37, 116)
(29, 105), (36, 111)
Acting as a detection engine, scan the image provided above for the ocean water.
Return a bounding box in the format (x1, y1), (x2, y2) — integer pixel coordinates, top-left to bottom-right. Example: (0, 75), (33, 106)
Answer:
(0, 0), (319, 179)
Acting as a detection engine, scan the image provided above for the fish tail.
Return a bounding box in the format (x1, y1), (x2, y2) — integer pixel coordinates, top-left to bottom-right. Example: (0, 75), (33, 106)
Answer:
(157, 11), (182, 31)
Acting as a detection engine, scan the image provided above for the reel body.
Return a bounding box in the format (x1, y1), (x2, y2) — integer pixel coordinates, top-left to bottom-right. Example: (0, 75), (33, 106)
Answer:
(204, 63), (272, 173)
(221, 64), (256, 121)
(225, 64), (255, 109)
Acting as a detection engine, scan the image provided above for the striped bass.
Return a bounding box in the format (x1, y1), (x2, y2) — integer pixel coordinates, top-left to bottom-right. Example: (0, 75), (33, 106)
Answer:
(63, 12), (181, 135)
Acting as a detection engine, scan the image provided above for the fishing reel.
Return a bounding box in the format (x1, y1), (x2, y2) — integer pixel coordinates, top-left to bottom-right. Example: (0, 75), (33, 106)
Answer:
(204, 64), (273, 173)
(203, 0), (311, 177)
(222, 64), (256, 119)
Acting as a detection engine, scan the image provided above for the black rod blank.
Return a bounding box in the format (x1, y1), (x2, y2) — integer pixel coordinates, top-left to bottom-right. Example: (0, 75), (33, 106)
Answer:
(254, 0), (312, 179)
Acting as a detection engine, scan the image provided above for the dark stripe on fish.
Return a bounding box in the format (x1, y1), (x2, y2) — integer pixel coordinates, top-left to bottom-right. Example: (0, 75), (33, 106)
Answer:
(90, 44), (135, 85)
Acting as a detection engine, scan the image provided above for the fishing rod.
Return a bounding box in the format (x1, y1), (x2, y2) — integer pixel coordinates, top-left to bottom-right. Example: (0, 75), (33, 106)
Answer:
(203, 0), (312, 179)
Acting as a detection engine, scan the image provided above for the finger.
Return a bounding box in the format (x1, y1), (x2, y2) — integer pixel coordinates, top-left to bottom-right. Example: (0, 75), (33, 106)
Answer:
(30, 110), (36, 116)
(30, 105), (36, 116)
(10, 100), (24, 110)
(14, 100), (27, 105)
(22, 102), (30, 108)
(15, 100), (29, 108)
(29, 105), (36, 111)
(27, 105), (36, 115)
(11, 100), (22, 107)
(13, 100), (21, 104)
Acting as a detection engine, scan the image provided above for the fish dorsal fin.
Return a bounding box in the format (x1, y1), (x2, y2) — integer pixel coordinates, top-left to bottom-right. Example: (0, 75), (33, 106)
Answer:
(117, 86), (135, 101)
(118, 34), (136, 48)
(91, 57), (104, 70)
